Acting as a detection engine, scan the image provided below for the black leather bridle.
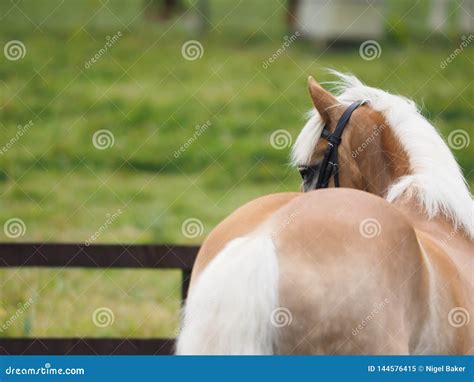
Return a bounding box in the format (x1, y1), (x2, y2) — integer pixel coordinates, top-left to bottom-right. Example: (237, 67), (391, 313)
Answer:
(299, 100), (365, 190)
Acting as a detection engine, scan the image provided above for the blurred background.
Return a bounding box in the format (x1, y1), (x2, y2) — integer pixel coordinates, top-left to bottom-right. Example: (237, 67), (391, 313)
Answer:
(0, 0), (472, 339)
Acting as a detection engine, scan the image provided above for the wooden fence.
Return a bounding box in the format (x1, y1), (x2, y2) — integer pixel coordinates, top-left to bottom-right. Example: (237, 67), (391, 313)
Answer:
(0, 243), (198, 355)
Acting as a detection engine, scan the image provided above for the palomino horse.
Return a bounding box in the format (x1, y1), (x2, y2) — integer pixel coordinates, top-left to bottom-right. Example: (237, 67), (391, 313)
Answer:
(177, 72), (473, 355)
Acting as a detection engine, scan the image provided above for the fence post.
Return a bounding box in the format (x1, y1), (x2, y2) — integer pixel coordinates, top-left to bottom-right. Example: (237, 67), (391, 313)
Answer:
(181, 269), (192, 304)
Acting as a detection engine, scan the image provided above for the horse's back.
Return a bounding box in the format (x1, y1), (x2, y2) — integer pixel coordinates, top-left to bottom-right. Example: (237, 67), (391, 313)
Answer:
(180, 188), (471, 354)
(269, 189), (425, 354)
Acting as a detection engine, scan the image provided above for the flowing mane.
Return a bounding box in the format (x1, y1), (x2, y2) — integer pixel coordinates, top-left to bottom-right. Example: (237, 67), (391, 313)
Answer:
(292, 71), (473, 238)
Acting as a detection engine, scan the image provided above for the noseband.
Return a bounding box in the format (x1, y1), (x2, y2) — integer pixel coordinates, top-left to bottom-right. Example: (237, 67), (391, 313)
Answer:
(303, 100), (365, 189)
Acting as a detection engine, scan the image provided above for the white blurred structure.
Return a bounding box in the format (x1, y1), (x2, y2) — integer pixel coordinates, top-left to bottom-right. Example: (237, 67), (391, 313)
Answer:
(293, 0), (385, 43)
(429, 0), (474, 34)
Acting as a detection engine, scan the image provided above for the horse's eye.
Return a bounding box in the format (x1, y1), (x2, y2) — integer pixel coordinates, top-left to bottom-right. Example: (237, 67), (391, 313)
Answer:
(298, 166), (310, 180)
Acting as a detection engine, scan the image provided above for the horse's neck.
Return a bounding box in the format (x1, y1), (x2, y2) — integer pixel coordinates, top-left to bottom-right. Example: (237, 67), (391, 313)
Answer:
(354, 123), (411, 196)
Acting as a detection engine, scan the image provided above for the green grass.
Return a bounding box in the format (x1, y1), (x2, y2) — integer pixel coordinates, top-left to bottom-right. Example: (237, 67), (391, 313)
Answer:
(0, 0), (472, 338)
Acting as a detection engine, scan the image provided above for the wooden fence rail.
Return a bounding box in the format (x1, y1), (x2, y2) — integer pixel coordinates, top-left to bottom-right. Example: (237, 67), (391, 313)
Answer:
(0, 243), (198, 355)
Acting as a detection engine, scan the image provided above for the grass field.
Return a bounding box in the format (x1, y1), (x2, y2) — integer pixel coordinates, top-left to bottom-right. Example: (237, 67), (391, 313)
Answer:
(0, 0), (472, 338)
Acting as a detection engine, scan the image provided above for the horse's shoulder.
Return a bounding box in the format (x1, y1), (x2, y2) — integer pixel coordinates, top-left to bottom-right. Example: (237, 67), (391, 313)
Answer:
(278, 188), (413, 229)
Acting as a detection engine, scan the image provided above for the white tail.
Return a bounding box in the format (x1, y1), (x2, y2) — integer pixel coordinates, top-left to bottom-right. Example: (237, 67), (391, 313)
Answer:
(176, 235), (279, 354)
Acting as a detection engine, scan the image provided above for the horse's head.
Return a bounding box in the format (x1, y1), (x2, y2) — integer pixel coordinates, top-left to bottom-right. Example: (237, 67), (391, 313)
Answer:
(292, 75), (410, 198)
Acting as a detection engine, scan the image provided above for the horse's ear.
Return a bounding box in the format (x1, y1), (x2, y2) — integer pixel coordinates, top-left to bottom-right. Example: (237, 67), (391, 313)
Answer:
(308, 76), (338, 123)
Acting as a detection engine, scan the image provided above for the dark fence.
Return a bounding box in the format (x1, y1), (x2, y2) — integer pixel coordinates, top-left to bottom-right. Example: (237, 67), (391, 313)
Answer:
(0, 243), (198, 355)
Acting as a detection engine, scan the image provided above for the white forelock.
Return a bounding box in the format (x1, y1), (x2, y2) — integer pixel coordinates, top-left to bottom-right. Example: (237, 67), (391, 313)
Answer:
(291, 71), (473, 238)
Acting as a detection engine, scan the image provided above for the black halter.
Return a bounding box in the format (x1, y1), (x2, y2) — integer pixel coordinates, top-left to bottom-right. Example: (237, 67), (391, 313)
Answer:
(302, 100), (365, 189)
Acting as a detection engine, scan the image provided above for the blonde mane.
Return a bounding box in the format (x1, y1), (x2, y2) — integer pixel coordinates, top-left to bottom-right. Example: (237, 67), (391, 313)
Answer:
(291, 71), (473, 238)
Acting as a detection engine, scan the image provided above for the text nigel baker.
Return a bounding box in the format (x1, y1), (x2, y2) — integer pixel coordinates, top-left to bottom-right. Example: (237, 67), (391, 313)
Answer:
(424, 365), (466, 374)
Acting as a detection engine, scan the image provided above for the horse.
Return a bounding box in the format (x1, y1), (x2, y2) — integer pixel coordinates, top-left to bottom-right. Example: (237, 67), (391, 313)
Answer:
(176, 71), (473, 355)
